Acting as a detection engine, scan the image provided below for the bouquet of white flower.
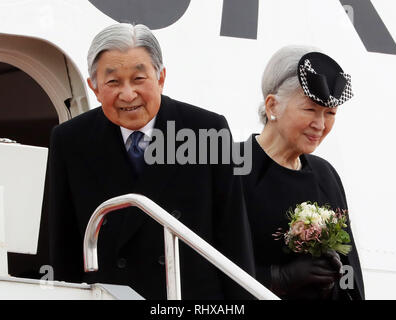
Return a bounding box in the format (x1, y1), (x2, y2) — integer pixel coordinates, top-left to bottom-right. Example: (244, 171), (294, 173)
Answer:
(273, 201), (352, 257)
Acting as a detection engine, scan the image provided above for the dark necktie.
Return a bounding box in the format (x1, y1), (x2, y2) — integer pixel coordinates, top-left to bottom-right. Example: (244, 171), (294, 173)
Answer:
(127, 131), (145, 177)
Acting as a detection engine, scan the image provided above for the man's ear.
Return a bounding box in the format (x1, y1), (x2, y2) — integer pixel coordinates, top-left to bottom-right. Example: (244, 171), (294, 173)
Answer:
(87, 78), (99, 99)
(158, 67), (166, 93)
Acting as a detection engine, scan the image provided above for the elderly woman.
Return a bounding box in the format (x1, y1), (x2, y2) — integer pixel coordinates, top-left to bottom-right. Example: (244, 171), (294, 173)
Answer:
(241, 46), (364, 300)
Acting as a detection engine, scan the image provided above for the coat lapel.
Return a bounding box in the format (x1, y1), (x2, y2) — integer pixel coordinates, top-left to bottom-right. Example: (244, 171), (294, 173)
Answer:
(86, 108), (135, 198)
(81, 109), (142, 237)
(116, 95), (182, 251)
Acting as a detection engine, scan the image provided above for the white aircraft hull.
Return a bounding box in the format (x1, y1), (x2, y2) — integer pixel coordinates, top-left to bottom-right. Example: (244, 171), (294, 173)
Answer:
(0, 0), (395, 299)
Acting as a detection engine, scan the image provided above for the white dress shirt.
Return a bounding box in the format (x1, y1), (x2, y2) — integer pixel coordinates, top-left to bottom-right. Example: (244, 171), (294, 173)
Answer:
(120, 115), (157, 151)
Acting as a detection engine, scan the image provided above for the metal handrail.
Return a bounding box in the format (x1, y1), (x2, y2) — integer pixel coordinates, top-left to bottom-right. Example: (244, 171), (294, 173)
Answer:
(83, 193), (279, 300)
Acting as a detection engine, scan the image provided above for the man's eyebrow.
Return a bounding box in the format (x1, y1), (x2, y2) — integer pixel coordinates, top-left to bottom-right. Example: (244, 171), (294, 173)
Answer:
(105, 67), (116, 75)
(134, 64), (146, 71)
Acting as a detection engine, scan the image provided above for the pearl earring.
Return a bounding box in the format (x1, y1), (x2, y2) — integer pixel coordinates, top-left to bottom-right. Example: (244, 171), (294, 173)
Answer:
(270, 115), (276, 121)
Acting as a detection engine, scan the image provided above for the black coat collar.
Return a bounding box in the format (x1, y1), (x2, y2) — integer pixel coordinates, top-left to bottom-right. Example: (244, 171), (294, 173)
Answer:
(85, 95), (183, 251)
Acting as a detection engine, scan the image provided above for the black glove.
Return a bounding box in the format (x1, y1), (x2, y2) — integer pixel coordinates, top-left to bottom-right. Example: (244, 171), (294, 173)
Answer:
(271, 253), (340, 299)
(323, 249), (343, 275)
(321, 249), (343, 299)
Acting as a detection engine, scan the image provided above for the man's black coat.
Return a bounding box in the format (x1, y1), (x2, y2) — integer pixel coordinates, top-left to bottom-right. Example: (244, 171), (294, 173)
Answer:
(48, 95), (255, 299)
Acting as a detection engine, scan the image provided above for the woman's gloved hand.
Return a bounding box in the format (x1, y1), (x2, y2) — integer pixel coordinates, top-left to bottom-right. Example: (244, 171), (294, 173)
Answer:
(271, 252), (341, 299)
(323, 249), (343, 275)
(320, 249), (343, 299)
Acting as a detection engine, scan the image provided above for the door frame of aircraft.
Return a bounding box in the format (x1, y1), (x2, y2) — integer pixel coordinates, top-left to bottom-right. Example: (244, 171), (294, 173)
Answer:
(0, 34), (90, 278)
(0, 33), (89, 124)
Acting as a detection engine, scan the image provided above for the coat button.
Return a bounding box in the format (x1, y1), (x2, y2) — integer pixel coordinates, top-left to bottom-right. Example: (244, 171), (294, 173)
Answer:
(158, 255), (165, 266)
(117, 258), (127, 269)
(171, 210), (182, 219)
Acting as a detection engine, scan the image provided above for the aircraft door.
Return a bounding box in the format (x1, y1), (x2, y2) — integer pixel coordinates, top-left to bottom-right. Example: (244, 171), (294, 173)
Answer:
(0, 34), (89, 279)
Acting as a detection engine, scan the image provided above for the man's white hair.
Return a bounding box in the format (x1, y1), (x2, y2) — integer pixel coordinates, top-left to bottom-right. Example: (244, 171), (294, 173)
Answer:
(87, 23), (164, 88)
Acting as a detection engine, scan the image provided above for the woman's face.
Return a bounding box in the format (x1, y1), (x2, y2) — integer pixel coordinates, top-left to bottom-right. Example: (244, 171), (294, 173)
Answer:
(274, 90), (338, 155)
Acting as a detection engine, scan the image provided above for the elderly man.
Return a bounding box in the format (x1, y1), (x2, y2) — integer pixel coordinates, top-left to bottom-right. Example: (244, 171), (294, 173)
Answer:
(48, 23), (255, 299)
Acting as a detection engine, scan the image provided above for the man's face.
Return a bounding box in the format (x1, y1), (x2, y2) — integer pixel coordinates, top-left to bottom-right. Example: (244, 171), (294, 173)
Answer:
(88, 47), (165, 130)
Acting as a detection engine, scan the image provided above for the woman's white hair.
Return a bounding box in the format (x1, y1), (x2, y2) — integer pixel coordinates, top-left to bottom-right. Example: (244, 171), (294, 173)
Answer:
(87, 23), (164, 88)
(259, 45), (321, 125)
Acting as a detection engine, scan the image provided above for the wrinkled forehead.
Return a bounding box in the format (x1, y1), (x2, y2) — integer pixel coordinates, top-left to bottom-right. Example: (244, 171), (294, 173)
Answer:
(102, 64), (147, 75)
(95, 45), (149, 64)
(96, 48), (152, 71)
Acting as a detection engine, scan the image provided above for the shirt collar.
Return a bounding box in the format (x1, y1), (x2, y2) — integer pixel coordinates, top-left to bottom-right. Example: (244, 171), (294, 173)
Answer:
(119, 115), (157, 146)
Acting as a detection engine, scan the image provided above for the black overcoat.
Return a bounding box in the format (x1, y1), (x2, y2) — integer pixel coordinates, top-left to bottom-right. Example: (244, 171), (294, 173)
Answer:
(48, 95), (255, 299)
(240, 134), (365, 300)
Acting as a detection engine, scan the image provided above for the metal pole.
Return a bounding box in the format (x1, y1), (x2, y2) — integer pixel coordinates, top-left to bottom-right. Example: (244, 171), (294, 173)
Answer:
(164, 227), (181, 300)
